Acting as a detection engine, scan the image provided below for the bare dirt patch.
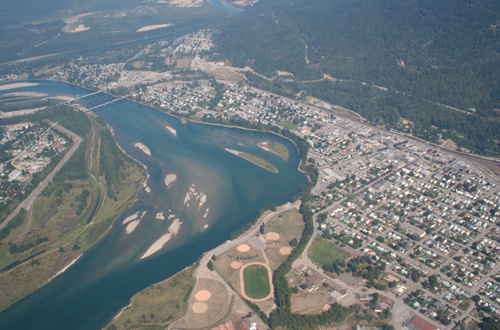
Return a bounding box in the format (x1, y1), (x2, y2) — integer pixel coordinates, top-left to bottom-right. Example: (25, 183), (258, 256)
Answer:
(230, 261), (242, 269)
(265, 232), (280, 241)
(236, 244), (251, 252)
(279, 247), (293, 255)
(192, 302), (208, 313)
(194, 290), (212, 301)
(291, 291), (329, 315)
(175, 277), (231, 328)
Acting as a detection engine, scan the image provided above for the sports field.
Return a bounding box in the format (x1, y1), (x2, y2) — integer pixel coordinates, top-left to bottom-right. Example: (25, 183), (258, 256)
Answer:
(243, 264), (271, 299)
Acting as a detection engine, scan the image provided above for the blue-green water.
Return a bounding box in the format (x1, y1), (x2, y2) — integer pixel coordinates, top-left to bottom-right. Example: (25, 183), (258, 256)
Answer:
(0, 81), (307, 329)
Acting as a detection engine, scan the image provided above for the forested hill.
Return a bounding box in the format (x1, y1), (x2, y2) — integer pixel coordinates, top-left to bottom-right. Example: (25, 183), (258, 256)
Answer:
(213, 0), (500, 155)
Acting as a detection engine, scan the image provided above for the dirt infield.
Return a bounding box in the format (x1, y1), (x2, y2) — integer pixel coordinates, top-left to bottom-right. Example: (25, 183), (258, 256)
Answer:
(192, 302), (208, 314)
(239, 263), (274, 303)
(265, 232), (280, 241)
(194, 290), (212, 301)
(230, 261), (243, 269)
(236, 244), (251, 252)
(279, 247), (293, 255)
(174, 277), (231, 329)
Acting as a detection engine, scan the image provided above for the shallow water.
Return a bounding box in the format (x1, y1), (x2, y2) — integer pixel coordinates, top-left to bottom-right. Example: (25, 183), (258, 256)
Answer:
(0, 81), (307, 329)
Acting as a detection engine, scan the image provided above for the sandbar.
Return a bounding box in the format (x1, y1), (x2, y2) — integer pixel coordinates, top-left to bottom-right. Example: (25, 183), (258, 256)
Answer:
(134, 143), (151, 156)
(144, 186), (151, 193)
(164, 174), (177, 188)
(125, 220), (140, 234)
(137, 24), (173, 32)
(140, 218), (181, 259)
(225, 148), (241, 157)
(165, 125), (177, 137)
(169, 0), (203, 7)
(155, 212), (165, 220)
(51, 255), (82, 280)
(183, 184), (207, 208)
(0, 82), (39, 91)
(69, 24), (90, 33)
(49, 95), (75, 101)
(122, 212), (139, 225)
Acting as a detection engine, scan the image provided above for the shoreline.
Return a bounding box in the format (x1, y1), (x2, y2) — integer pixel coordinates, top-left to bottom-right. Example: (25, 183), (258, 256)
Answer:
(49, 254), (82, 282)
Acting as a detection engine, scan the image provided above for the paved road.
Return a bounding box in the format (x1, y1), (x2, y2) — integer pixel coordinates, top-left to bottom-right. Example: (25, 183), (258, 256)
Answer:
(0, 121), (82, 233)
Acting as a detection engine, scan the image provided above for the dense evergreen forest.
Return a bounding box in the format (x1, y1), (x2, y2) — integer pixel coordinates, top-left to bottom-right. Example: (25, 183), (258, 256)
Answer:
(213, 0), (500, 155)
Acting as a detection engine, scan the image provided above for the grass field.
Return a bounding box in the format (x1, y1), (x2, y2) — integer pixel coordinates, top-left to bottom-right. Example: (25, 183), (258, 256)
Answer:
(278, 121), (297, 130)
(259, 141), (289, 160)
(108, 267), (195, 330)
(243, 264), (270, 299)
(308, 237), (351, 267)
(239, 152), (278, 173)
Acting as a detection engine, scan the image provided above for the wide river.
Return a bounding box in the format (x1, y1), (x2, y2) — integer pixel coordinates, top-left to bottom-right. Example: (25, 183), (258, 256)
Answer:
(0, 81), (308, 329)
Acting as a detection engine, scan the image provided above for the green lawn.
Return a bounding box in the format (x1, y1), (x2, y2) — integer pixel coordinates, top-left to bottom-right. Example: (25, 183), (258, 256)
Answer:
(308, 237), (351, 266)
(278, 121), (297, 130)
(243, 264), (270, 299)
(240, 152), (278, 173)
(259, 141), (289, 160)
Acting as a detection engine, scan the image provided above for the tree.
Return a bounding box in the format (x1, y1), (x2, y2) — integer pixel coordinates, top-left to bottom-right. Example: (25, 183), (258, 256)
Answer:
(207, 260), (214, 271)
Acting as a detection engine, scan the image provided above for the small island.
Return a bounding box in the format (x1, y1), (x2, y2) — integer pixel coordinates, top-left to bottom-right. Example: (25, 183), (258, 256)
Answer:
(258, 141), (289, 160)
(225, 148), (278, 173)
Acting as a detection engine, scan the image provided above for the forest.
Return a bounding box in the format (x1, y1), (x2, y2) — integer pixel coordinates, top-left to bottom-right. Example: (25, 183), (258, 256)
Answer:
(213, 0), (500, 155)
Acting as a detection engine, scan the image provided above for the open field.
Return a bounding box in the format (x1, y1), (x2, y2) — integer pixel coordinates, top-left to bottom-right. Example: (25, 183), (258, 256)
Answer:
(108, 267), (195, 330)
(308, 237), (352, 267)
(258, 141), (289, 160)
(291, 291), (329, 315)
(278, 121), (297, 130)
(242, 264), (270, 300)
(264, 208), (303, 270)
(214, 242), (266, 292)
(173, 277), (232, 329)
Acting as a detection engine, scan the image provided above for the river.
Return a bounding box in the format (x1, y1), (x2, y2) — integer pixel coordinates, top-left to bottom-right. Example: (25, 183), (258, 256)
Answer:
(0, 80), (307, 329)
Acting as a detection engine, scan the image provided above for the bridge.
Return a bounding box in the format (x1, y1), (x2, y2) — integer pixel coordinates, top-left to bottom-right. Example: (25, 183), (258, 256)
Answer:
(85, 96), (128, 112)
(64, 91), (103, 105)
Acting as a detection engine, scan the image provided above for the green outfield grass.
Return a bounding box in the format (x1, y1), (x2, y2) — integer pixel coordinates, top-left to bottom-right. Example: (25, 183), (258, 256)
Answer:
(243, 264), (270, 299)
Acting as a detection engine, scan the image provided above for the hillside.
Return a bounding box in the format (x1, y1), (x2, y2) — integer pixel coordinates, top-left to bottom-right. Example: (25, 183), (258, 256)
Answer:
(213, 0), (500, 155)
(0, 0), (226, 63)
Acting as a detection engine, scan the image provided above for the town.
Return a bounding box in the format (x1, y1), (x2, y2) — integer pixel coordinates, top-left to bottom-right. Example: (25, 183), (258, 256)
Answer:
(1, 28), (499, 330)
